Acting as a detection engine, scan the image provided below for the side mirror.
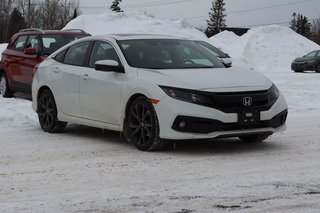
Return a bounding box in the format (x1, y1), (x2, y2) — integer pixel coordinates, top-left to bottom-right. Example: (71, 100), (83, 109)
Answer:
(95, 60), (124, 73)
(24, 48), (37, 55)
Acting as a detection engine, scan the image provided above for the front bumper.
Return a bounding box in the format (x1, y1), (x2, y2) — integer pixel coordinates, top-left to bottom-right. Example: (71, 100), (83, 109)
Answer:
(155, 93), (288, 140)
(291, 61), (317, 71)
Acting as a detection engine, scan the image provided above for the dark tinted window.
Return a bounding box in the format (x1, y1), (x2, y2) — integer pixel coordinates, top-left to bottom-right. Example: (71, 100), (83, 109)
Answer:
(118, 39), (224, 69)
(64, 42), (90, 66)
(42, 34), (87, 56)
(54, 49), (67, 63)
(89, 41), (120, 68)
(12, 35), (28, 51)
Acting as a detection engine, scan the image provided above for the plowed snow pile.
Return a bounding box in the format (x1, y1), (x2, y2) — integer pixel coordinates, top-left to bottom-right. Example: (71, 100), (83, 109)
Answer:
(211, 25), (320, 73)
(64, 11), (209, 41)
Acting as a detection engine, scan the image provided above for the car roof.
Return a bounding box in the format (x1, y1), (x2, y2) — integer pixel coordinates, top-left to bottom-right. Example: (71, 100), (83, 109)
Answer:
(107, 33), (184, 41)
(18, 28), (90, 36)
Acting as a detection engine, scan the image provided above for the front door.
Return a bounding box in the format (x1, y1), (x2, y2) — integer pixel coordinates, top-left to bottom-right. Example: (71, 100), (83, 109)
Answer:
(79, 41), (123, 125)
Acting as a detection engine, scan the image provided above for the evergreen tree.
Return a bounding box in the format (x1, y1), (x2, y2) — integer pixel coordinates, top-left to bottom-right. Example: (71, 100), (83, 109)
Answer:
(110, 0), (123, 12)
(72, 8), (78, 19)
(6, 8), (26, 41)
(206, 0), (226, 36)
(290, 13), (311, 37)
(290, 12), (297, 32)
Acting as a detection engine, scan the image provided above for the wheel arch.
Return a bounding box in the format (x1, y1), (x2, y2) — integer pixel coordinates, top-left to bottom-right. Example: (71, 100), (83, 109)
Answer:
(35, 85), (53, 111)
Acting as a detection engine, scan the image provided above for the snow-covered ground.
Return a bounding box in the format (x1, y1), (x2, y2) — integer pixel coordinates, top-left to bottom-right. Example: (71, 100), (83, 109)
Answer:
(1, 12), (320, 212)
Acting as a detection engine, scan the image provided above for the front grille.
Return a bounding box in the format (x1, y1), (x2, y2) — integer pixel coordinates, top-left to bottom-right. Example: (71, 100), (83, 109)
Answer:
(199, 89), (275, 113)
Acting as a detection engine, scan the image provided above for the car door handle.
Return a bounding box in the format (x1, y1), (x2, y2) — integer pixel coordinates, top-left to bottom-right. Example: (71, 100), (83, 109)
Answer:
(52, 67), (61, 73)
(83, 74), (91, 81)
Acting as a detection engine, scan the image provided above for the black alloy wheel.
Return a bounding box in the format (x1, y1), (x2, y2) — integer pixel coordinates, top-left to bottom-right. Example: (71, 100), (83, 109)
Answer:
(127, 96), (163, 151)
(239, 133), (271, 143)
(0, 73), (13, 98)
(37, 89), (67, 133)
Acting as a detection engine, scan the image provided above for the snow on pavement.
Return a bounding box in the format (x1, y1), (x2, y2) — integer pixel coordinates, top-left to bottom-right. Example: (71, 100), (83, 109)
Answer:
(1, 72), (320, 212)
(1, 13), (320, 212)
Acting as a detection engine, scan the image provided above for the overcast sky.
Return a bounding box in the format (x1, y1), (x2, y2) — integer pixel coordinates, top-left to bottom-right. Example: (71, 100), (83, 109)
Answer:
(79, 0), (319, 28)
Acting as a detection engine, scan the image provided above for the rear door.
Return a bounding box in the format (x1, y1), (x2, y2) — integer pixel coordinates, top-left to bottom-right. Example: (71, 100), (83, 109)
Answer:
(2, 35), (28, 90)
(51, 41), (92, 117)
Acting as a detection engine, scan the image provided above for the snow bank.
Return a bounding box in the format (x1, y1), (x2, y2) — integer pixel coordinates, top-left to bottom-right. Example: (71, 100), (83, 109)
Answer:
(210, 31), (245, 58)
(64, 11), (208, 40)
(211, 26), (320, 73)
(0, 43), (8, 60)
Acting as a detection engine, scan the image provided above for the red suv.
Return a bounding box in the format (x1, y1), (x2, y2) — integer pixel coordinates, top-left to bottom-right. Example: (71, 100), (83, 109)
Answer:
(0, 28), (90, 97)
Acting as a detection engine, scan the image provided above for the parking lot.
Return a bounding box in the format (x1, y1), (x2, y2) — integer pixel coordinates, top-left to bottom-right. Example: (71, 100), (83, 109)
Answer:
(1, 71), (320, 212)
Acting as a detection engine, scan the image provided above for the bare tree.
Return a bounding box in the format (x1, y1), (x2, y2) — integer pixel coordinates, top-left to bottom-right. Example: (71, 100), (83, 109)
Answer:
(311, 17), (320, 44)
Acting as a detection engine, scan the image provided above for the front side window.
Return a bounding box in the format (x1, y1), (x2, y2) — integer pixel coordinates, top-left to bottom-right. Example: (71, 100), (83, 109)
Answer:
(64, 42), (90, 66)
(12, 35), (28, 52)
(89, 41), (120, 68)
(26, 35), (40, 52)
(118, 39), (224, 69)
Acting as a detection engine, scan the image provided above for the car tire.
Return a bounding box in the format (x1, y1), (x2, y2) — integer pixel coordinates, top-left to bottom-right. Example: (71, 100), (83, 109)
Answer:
(316, 64), (320, 73)
(239, 133), (271, 143)
(127, 96), (164, 151)
(0, 73), (14, 98)
(293, 69), (303, 73)
(37, 89), (67, 133)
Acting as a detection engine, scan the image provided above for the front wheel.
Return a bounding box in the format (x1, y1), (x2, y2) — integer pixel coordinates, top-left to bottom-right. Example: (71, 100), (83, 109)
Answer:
(0, 73), (14, 98)
(37, 89), (67, 133)
(127, 96), (164, 151)
(239, 133), (271, 143)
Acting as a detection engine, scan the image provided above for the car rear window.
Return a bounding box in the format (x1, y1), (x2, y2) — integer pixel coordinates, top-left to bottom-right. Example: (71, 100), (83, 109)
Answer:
(42, 34), (87, 56)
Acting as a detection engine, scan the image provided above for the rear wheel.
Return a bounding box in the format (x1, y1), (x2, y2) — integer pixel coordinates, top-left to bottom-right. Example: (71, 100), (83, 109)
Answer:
(127, 96), (164, 151)
(37, 89), (67, 133)
(239, 133), (271, 143)
(316, 64), (320, 73)
(0, 73), (14, 98)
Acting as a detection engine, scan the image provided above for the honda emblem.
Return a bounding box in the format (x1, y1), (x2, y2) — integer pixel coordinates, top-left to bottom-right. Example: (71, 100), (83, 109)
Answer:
(243, 97), (253, 107)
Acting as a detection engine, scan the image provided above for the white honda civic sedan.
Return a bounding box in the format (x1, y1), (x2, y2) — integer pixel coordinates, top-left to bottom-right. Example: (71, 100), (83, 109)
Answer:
(32, 34), (288, 151)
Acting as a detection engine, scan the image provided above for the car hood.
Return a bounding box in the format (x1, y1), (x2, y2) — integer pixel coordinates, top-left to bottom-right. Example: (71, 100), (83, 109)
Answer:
(138, 67), (272, 92)
(294, 57), (317, 62)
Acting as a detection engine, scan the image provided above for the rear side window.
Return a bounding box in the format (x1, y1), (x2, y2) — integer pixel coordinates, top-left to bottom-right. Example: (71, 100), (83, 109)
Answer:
(54, 49), (67, 63)
(12, 36), (28, 51)
(64, 42), (90, 66)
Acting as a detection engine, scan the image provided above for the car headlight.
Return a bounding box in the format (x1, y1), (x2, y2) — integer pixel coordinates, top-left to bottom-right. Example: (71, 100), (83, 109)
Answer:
(160, 86), (211, 105)
(268, 84), (280, 103)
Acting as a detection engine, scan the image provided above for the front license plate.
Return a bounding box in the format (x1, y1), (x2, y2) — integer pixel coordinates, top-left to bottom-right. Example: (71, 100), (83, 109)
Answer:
(238, 110), (260, 124)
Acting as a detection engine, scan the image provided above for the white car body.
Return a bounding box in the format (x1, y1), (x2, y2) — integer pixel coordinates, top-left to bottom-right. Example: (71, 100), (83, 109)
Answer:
(32, 34), (288, 150)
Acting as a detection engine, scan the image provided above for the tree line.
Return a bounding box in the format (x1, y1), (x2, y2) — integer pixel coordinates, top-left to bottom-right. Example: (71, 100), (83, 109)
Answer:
(0, 0), (79, 42)
(1, 0), (319, 45)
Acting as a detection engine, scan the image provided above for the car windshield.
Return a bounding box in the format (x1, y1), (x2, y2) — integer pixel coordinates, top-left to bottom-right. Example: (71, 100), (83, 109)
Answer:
(118, 39), (225, 69)
(42, 34), (87, 56)
(195, 40), (228, 58)
(305, 51), (318, 58)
